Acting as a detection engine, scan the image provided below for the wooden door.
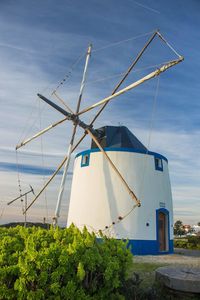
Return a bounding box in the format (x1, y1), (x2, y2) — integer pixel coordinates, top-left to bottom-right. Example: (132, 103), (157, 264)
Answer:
(158, 212), (166, 251)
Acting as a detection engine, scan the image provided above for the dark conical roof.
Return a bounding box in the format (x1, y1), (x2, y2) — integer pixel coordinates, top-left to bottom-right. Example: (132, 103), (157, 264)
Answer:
(91, 126), (147, 151)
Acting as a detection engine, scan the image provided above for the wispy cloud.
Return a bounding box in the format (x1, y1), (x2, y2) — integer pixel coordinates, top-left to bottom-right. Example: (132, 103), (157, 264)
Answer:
(0, 162), (71, 176)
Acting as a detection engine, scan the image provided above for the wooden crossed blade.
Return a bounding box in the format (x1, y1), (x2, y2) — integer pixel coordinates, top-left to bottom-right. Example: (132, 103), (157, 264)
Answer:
(16, 30), (183, 216)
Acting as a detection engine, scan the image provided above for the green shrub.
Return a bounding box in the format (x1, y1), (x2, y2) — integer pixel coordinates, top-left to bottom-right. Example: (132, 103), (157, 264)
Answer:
(187, 236), (200, 249)
(0, 225), (132, 300)
(173, 239), (187, 248)
(174, 236), (200, 250)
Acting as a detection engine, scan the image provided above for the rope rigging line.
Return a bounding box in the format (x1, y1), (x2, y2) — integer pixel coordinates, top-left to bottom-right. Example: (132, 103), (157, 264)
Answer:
(16, 97), (50, 146)
(16, 81), (58, 145)
(102, 204), (139, 233)
(138, 76), (160, 201)
(101, 75), (160, 233)
(52, 92), (74, 114)
(0, 205), (6, 220)
(16, 97), (41, 146)
(16, 50), (86, 146)
(92, 30), (155, 53)
(157, 32), (182, 58)
(85, 60), (173, 86)
(15, 150), (24, 214)
(52, 50), (86, 94)
(38, 99), (49, 224)
(16, 30), (178, 147)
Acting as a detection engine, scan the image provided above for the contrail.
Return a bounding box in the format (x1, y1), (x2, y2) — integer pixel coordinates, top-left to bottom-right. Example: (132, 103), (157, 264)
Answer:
(0, 42), (36, 53)
(132, 0), (160, 14)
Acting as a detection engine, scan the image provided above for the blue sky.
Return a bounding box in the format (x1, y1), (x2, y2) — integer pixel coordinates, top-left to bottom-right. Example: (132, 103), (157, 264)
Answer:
(0, 0), (199, 226)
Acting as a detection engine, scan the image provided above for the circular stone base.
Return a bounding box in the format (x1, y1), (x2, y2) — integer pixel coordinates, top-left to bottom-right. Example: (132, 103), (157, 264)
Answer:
(156, 266), (200, 294)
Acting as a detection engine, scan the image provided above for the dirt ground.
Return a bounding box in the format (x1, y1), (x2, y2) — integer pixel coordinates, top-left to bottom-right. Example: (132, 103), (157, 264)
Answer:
(134, 248), (200, 267)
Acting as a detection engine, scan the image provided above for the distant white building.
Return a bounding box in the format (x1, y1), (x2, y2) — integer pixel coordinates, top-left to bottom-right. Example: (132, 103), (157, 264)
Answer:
(192, 225), (200, 234)
(67, 126), (174, 255)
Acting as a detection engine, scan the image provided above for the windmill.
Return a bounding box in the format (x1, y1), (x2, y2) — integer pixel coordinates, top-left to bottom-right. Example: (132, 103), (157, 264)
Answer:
(16, 30), (183, 231)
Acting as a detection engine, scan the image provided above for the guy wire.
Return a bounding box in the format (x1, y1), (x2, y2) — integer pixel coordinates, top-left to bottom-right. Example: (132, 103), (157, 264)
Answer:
(15, 150), (24, 213)
(93, 30), (155, 53)
(38, 99), (49, 224)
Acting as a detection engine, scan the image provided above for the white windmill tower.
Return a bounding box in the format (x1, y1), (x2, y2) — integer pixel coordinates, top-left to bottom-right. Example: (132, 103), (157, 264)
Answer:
(16, 31), (183, 254)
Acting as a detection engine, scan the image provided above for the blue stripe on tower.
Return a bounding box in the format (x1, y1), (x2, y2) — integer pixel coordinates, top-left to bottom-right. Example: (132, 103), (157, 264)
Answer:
(76, 147), (168, 163)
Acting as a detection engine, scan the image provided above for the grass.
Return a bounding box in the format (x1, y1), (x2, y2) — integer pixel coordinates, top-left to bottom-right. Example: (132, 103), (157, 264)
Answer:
(130, 261), (166, 289)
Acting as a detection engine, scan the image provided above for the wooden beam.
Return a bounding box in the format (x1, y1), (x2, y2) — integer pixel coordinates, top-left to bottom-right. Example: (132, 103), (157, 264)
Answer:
(54, 44), (92, 224)
(16, 117), (68, 150)
(86, 128), (141, 207)
(77, 57), (184, 116)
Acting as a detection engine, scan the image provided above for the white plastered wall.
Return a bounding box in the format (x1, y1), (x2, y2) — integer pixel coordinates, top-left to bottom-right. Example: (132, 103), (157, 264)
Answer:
(67, 150), (173, 241)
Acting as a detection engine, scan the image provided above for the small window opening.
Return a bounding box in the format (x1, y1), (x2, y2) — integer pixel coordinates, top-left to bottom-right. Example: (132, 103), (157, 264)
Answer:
(81, 153), (90, 167)
(155, 157), (163, 171)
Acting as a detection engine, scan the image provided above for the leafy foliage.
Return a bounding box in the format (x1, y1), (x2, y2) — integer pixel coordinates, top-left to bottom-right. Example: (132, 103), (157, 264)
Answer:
(174, 236), (200, 250)
(173, 239), (188, 249)
(0, 225), (132, 299)
(173, 220), (185, 236)
(186, 236), (200, 249)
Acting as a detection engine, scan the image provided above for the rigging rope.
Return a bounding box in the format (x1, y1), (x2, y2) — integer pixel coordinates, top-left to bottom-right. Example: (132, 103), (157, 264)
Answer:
(15, 48), (85, 222)
(17, 30), (178, 146)
(16, 96), (51, 147)
(52, 92), (74, 114)
(17, 50), (86, 145)
(15, 150), (24, 214)
(38, 99), (49, 223)
(52, 50), (86, 94)
(102, 204), (138, 234)
(138, 76), (160, 201)
(102, 76), (160, 233)
(157, 32), (181, 58)
(93, 30), (155, 53)
(86, 60), (171, 86)
(16, 97), (41, 146)
(0, 205), (6, 220)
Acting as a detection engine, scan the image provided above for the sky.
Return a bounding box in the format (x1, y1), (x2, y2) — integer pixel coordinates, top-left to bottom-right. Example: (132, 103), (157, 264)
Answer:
(0, 0), (199, 226)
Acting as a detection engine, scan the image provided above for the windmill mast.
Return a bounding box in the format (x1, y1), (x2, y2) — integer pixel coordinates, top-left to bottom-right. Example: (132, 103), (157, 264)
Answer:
(53, 44), (92, 226)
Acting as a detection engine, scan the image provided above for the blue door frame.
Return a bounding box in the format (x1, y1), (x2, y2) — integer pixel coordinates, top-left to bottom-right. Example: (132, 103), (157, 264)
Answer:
(156, 208), (173, 254)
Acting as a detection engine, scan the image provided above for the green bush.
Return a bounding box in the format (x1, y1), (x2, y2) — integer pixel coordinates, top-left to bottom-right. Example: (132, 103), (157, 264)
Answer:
(187, 236), (200, 249)
(173, 239), (188, 249)
(174, 236), (200, 250)
(0, 225), (132, 300)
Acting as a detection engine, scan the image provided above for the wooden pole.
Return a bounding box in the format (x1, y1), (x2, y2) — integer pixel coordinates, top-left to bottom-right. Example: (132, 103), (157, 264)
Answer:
(24, 154), (69, 213)
(23, 131), (91, 214)
(54, 45), (92, 225)
(24, 46), (93, 215)
(24, 194), (27, 227)
(76, 44), (92, 113)
(77, 57), (184, 116)
(58, 31), (159, 157)
(16, 117), (68, 150)
(90, 30), (158, 125)
(52, 91), (75, 114)
(86, 128), (141, 207)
